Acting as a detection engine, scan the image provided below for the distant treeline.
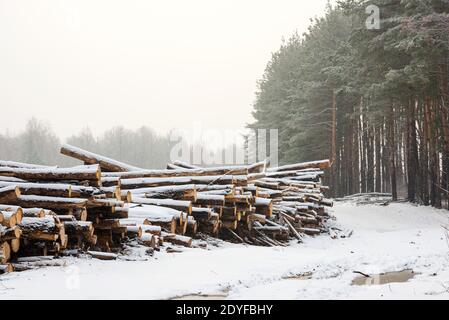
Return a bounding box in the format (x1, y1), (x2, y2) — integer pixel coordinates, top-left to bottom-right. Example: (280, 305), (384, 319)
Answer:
(0, 118), (172, 169)
(251, 0), (449, 208)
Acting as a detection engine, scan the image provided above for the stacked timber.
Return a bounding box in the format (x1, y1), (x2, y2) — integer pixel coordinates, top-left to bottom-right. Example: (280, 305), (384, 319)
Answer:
(0, 144), (334, 273)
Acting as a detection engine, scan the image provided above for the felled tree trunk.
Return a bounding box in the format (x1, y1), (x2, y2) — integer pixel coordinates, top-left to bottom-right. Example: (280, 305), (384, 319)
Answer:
(0, 165), (101, 186)
(0, 186), (21, 203)
(61, 144), (142, 172)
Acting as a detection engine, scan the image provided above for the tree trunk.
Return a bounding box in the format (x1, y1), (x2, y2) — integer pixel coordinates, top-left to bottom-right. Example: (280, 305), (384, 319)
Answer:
(388, 105), (398, 201)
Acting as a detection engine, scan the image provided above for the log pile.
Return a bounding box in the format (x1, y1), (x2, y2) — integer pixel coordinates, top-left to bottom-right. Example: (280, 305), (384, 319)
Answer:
(0, 144), (333, 274)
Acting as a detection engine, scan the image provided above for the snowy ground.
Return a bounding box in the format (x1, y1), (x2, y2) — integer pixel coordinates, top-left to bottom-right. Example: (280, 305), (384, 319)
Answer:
(1, 201), (449, 300)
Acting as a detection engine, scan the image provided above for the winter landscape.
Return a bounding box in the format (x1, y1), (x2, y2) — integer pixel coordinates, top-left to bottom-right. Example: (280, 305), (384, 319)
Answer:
(1, 0), (449, 302)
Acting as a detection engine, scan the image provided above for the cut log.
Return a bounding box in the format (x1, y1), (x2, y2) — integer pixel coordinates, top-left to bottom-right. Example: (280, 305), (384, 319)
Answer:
(87, 251), (118, 260)
(254, 197), (273, 217)
(172, 160), (202, 170)
(11, 195), (88, 211)
(191, 207), (212, 221)
(0, 160), (54, 169)
(101, 177), (122, 187)
(57, 215), (76, 222)
(98, 186), (121, 200)
(140, 225), (162, 236)
(126, 226), (142, 238)
(222, 220), (238, 230)
(128, 207), (177, 233)
(0, 176), (27, 183)
(138, 233), (156, 248)
(0, 205), (23, 217)
(0, 226), (22, 241)
(132, 197), (192, 214)
(0, 242), (11, 264)
(247, 214), (267, 227)
(248, 173), (266, 181)
(70, 185), (104, 198)
(0, 165), (101, 185)
(186, 216), (198, 235)
(121, 175), (235, 189)
(19, 217), (59, 241)
(225, 194), (252, 205)
(254, 180), (280, 190)
(268, 159), (331, 172)
(10, 238), (20, 253)
(299, 227), (321, 236)
(1, 211), (17, 228)
(101, 166), (248, 179)
(119, 218), (151, 226)
(248, 160), (267, 174)
(162, 232), (192, 248)
(166, 163), (184, 170)
(0, 186), (21, 203)
(94, 219), (121, 230)
(0, 181), (73, 198)
(194, 194), (225, 206)
(87, 198), (124, 209)
(61, 144), (143, 172)
(22, 208), (45, 218)
(281, 213), (302, 241)
(64, 221), (94, 236)
(126, 185), (197, 201)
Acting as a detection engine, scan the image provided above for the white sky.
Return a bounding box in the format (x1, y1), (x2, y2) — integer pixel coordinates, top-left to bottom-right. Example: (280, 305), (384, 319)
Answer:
(0, 0), (331, 138)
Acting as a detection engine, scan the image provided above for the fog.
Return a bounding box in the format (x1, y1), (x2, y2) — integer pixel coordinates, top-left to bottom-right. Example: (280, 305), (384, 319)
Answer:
(0, 0), (330, 139)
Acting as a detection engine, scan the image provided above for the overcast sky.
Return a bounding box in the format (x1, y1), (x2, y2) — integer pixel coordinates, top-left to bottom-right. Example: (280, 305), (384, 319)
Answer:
(0, 0), (331, 139)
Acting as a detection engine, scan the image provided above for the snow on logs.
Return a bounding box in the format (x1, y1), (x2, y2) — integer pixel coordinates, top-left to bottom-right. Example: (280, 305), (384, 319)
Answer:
(0, 165), (101, 186)
(60, 144), (143, 173)
(267, 160), (331, 173)
(0, 146), (333, 272)
(120, 175), (246, 189)
(0, 186), (21, 203)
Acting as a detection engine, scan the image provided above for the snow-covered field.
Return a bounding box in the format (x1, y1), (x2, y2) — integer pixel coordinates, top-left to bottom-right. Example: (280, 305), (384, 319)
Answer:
(1, 202), (448, 300)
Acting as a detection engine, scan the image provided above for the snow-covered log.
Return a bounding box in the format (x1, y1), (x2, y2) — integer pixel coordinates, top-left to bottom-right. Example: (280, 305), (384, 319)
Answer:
(63, 221), (94, 237)
(0, 185), (21, 203)
(191, 207), (212, 221)
(19, 217), (61, 241)
(0, 226), (21, 241)
(11, 195), (88, 211)
(101, 166), (248, 179)
(124, 184), (197, 201)
(0, 181), (73, 198)
(128, 206), (178, 233)
(61, 144), (143, 172)
(166, 163), (184, 170)
(161, 232), (192, 248)
(267, 159), (331, 172)
(0, 242), (11, 264)
(87, 251), (117, 260)
(0, 160), (55, 170)
(138, 233), (157, 248)
(172, 160), (202, 170)
(126, 226), (142, 238)
(140, 225), (162, 236)
(186, 216), (198, 235)
(131, 197), (192, 214)
(119, 218), (151, 226)
(121, 175), (236, 189)
(0, 165), (101, 185)
(194, 194), (225, 206)
(0, 210), (20, 227)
